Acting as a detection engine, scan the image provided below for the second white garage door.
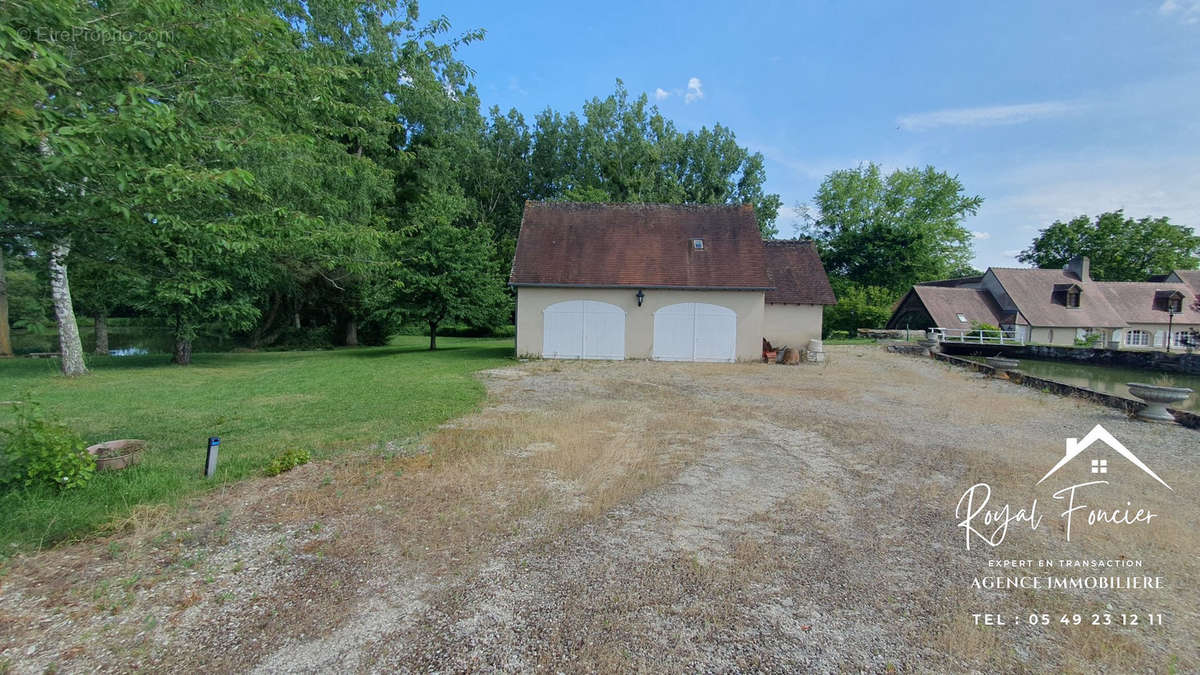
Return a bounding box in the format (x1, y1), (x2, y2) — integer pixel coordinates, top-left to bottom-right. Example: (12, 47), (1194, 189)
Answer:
(542, 300), (625, 360)
(652, 302), (737, 362)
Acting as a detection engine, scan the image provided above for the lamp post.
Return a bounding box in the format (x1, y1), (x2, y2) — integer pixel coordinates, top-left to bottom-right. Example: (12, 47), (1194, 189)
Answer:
(1167, 308), (1177, 353)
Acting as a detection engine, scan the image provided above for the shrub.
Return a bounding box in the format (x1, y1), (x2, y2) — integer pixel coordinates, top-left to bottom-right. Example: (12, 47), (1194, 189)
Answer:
(0, 402), (95, 491)
(264, 449), (311, 477)
(965, 321), (1000, 339)
(822, 284), (898, 337)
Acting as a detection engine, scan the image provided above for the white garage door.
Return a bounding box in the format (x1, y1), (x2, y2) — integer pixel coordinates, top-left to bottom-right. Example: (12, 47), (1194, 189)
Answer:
(652, 302), (736, 362)
(542, 300), (625, 360)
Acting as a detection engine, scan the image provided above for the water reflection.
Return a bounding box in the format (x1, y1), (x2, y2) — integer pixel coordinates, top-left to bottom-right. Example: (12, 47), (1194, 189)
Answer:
(108, 347), (149, 357)
(970, 357), (1200, 412)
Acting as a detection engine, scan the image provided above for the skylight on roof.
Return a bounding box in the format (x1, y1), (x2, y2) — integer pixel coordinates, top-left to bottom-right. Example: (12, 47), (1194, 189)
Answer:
(956, 313), (968, 323)
(692, 238), (704, 250)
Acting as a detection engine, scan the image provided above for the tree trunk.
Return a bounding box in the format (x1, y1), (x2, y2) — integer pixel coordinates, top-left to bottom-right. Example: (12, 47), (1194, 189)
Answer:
(94, 311), (109, 355)
(173, 338), (192, 366)
(345, 318), (358, 347)
(251, 293), (281, 349)
(429, 321), (438, 350)
(0, 248), (12, 357)
(49, 242), (87, 376)
(293, 312), (301, 329)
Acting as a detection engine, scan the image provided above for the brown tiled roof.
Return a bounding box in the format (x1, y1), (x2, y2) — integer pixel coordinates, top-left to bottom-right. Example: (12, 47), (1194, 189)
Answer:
(987, 268), (1126, 328)
(762, 240), (837, 305)
(915, 275), (984, 288)
(1170, 269), (1200, 292)
(911, 286), (1005, 329)
(509, 202), (771, 289)
(1095, 282), (1200, 324)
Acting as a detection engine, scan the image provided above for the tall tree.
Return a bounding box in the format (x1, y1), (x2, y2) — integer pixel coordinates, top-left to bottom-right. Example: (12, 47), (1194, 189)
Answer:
(808, 163), (982, 291)
(396, 222), (507, 350)
(1018, 211), (1200, 281)
(517, 81), (782, 235)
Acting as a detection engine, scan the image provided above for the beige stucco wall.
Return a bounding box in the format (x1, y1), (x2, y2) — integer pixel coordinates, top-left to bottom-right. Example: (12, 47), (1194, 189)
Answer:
(515, 286), (765, 361)
(762, 303), (823, 350)
(1028, 326), (1089, 346)
(1027, 324), (1200, 350)
(1118, 323), (1200, 350)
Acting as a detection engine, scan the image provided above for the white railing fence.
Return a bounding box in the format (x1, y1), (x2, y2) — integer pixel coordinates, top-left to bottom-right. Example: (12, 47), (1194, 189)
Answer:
(929, 327), (1024, 345)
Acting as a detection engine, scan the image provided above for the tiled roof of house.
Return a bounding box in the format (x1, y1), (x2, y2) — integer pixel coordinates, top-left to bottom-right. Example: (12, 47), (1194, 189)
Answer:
(508, 202), (772, 289)
(1170, 269), (1200, 292)
(762, 240), (837, 305)
(911, 286), (1006, 329)
(1095, 282), (1200, 324)
(987, 267), (1126, 328)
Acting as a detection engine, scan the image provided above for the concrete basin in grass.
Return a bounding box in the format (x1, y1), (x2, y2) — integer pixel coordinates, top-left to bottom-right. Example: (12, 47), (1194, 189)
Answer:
(87, 439), (147, 471)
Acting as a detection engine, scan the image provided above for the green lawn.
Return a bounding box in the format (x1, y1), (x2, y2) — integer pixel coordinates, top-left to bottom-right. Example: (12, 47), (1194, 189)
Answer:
(0, 336), (513, 552)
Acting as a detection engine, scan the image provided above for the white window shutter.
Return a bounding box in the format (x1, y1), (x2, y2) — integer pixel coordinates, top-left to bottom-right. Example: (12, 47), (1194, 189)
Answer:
(1153, 331), (1165, 347)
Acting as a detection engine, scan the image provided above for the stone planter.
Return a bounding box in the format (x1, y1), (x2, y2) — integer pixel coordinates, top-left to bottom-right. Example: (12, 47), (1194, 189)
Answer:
(917, 338), (939, 356)
(985, 357), (1020, 379)
(87, 439), (147, 471)
(1126, 383), (1193, 423)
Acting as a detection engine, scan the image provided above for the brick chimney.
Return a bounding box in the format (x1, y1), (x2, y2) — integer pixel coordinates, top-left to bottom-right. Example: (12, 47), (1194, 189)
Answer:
(1065, 255), (1090, 281)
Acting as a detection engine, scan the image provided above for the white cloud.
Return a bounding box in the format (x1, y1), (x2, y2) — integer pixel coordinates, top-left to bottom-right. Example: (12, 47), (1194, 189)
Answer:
(897, 101), (1082, 131)
(966, 154), (1200, 269)
(971, 231), (991, 240)
(1160, 0), (1200, 24)
(654, 87), (670, 101)
(685, 77), (703, 104)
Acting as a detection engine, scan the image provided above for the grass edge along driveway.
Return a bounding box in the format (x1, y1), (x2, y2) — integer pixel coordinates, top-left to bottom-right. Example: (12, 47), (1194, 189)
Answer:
(0, 336), (513, 552)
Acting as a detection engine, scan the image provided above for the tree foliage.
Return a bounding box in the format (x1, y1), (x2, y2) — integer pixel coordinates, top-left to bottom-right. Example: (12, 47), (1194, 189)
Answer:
(2, 6), (781, 362)
(821, 283), (896, 336)
(1017, 211), (1200, 281)
(808, 163), (982, 292)
(461, 81), (783, 241)
(395, 223), (507, 350)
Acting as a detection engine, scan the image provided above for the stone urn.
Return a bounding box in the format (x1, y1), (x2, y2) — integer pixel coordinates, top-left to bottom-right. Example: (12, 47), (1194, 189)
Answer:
(1126, 383), (1193, 423)
(985, 356), (1020, 379)
(87, 439), (147, 471)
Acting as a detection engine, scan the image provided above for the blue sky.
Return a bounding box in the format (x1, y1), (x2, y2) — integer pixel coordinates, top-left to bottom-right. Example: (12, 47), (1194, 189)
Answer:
(450, 0), (1200, 269)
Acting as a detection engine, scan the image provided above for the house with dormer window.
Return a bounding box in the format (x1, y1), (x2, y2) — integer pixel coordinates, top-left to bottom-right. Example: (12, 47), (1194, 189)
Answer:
(887, 256), (1200, 351)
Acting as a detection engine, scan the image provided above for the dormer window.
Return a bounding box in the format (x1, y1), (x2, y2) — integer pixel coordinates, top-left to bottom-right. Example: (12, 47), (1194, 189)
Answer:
(1066, 288), (1081, 308)
(692, 238), (704, 250)
(1154, 289), (1185, 313)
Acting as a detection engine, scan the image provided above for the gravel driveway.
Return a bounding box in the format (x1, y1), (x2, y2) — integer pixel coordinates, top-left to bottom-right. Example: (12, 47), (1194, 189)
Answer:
(2, 346), (1197, 672)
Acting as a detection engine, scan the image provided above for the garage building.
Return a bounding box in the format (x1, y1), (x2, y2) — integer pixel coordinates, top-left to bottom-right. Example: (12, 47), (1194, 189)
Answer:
(509, 202), (836, 362)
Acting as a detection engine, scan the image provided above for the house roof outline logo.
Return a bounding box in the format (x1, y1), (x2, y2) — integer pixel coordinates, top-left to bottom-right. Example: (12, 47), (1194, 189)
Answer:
(1036, 424), (1172, 491)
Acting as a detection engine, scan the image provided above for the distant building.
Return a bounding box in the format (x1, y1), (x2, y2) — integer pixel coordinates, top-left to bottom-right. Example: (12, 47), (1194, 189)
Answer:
(887, 256), (1200, 350)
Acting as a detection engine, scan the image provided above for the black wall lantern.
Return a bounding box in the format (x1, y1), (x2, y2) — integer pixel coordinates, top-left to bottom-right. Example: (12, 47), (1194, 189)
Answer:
(636, 289), (645, 307)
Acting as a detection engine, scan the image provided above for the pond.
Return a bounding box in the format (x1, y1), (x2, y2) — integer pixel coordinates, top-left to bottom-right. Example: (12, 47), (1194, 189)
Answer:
(969, 356), (1200, 413)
